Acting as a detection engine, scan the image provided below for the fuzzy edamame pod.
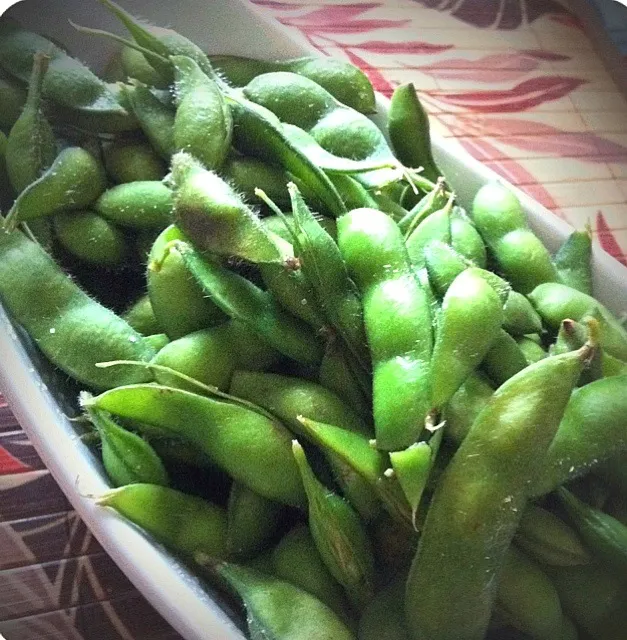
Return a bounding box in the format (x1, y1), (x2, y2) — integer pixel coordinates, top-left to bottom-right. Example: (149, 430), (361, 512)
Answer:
(5, 52), (56, 194)
(405, 343), (593, 640)
(388, 82), (441, 182)
(95, 180), (173, 229)
(517, 336), (548, 365)
(226, 482), (282, 558)
(4, 147), (106, 232)
(203, 560), (356, 640)
(147, 225), (225, 340)
(0, 21), (134, 132)
(98, 483), (227, 559)
(450, 206), (487, 266)
(53, 210), (129, 267)
(174, 239), (322, 365)
(0, 71), (26, 130)
(405, 193), (454, 269)
(516, 504), (590, 567)
(171, 56), (232, 171)
(481, 329), (528, 386)
(293, 440), (376, 610)
(529, 282), (627, 361)
(472, 183), (558, 293)
(0, 226), (155, 389)
(337, 207), (433, 451)
(555, 226), (593, 295)
(211, 54), (376, 114)
(84, 384), (306, 507)
(103, 140), (165, 183)
(122, 294), (162, 336)
(358, 581), (410, 640)
(223, 154), (291, 209)
(119, 43), (168, 87)
(122, 82), (175, 159)
(84, 401), (168, 487)
(430, 267), (505, 409)
(171, 152), (287, 264)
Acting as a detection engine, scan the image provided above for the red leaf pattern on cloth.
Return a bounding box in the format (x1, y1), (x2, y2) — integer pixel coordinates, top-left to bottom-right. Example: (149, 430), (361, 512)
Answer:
(0, 446), (31, 475)
(344, 39), (453, 54)
(518, 49), (571, 62)
(343, 49), (396, 94)
(596, 212), (627, 265)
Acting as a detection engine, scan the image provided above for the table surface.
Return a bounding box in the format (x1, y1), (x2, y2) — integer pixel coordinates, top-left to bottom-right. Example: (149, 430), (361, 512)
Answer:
(2, 0), (627, 638)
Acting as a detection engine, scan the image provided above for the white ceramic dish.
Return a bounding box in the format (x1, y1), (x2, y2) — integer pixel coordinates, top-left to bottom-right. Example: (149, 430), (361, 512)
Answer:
(0, 1), (626, 639)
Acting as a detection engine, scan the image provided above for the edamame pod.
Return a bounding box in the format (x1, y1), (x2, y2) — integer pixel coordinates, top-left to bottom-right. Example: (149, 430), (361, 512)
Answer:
(517, 336), (548, 365)
(405, 193), (454, 269)
(358, 581), (411, 640)
(84, 384), (306, 506)
(481, 329), (528, 386)
(103, 140), (165, 183)
(223, 154), (291, 209)
(0, 71), (26, 129)
(119, 43), (168, 87)
(442, 372), (494, 444)
(122, 294), (162, 336)
(555, 226), (593, 295)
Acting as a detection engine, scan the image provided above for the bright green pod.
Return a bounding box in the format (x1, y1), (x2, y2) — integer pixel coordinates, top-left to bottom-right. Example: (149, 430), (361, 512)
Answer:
(450, 207), (487, 267)
(53, 210), (129, 267)
(0, 71), (26, 130)
(516, 336), (548, 365)
(85, 402), (168, 487)
(84, 384), (306, 507)
(174, 239), (322, 365)
(529, 282), (627, 361)
(103, 140), (166, 183)
(496, 547), (565, 640)
(405, 345), (591, 640)
(358, 581), (411, 640)
(481, 329), (529, 387)
(271, 525), (352, 623)
(388, 82), (440, 182)
(472, 183), (559, 293)
(262, 213), (337, 244)
(122, 294), (162, 336)
(5, 52), (56, 194)
(430, 268), (504, 409)
(329, 173), (379, 212)
(516, 504), (591, 567)
(226, 482), (282, 558)
(98, 483), (227, 559)
(170, 152), (286, 264)
(172, 55), (232, 171)
(95, 180), (173, 229)
(0, 227), (155, 390)
(122, 82), (175, 160)
(405, 195), (454, 269)
(120, 44), (169, 88)
(503, 292), (543, 336)
(4, 147), (106, 231)
(292, 440), (376, 610)
(555, 226), (593, 295)
(205, 561), (356, 640)
(147, 225), (225, 340)
(398, 179), (448, 238)
(223, 154), (291, 209)
(337, 207), (432, 451)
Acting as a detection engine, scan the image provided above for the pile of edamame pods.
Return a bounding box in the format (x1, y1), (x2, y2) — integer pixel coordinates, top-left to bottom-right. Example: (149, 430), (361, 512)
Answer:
(1, 2), (627, 639)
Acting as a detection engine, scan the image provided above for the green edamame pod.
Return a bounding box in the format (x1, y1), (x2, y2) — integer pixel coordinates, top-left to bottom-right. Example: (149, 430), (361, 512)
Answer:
(174, 239), (322, 365)
(171, 152), (286, 264)
(533, 375), (627, 496)
(223, 154), (291, 209)
(147, 225), (225, 340)
(292, 440), (376, 610)
(388, 82), (441, 182)
(84, 384), (306, 506)
(4, 147), (106, 231)
(122, 294), (162, 336)
(496, 546), (565, 640)
(358, 581), (411, 640)
(551, 316), (603, 384)
(172, 56), (232, 171)
(6, 52), (56, 194)
(228, 94), (346, 217)
(430, 268), (504, 409)
(212, 54), (376, 114)
(481, 329), (528, 386)
(122, 82), (175, 160)
(95, 180), (173, 229)
(53, 210), (129, 267)
(442, 372), (494, 445)
(103, 140), (165, 183)
(98, 483), (227, 559)
(559, 488), (627, 577)
(226, 482), (282, 558)
(203, 560), (356, 640)
(262, 213), (335, 245)
(271, 525), (351, 622)
(398, 178), (447, 238)
(329, 174), (379, 212)
(555, 226), (593, 295)
(405, 193), (454, 269)
(516, 504), (590, 567)
(84, 402), (168, 487)
(450, 207), (487, 267)
(503, 292), (543, 336)
(472, 183), (558, 293)
(529, 282), (627, 361)
(0, 71), (26, 130)
(143, 333), (169, 353)
(119, 43), (168, 87)
(405, 343), (593, 640)
(517, 336), (548, 365)
(0, 226), (155, 389)
(548, 563), (627, 640)
(0, 21), (134, 132)
(338, 208), (433, 450)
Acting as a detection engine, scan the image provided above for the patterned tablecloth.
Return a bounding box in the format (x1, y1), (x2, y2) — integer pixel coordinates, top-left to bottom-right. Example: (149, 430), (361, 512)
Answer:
(1, 0), (626, 638)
